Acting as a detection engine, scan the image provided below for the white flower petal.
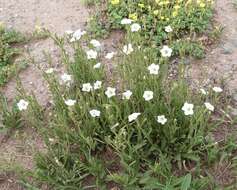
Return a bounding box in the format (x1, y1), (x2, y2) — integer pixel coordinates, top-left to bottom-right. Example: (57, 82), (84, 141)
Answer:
(122, 90), (133, 100)
(157, 115), (167, 125)
(143, 91), (154, 101)
(17, 99), (29, 111)
(45, 68), (54, 74)
(128, 113), (141, 122)
(65, 99), (76, 106)
(165, 25), (173, 33)
(93, 62), (101, 69)
(123, 44), (134, 55)
(148, 64), (160, 75)
(182, 102), (194, 116)
(82, 83), (93, 92)
(105, 87), (116, 98)
(160, 45), (172, 58)
(90, 39), (101, 48)
(200, 88), (207, 95)
(105, 52), (116, 59)
(121, 18), (133, 25)
(86, 49), (98, 59)
(89, 109), (101, 117)
(213, 87), (223, 93)
(94, 81), (102, 90)
(204, 102), (214, 112)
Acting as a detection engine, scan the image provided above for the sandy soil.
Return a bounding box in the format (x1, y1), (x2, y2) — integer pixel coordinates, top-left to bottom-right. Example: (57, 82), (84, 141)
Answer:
(0, 0), (89, 106)
(190, 0), (237, 95)
(0, 0), (89, 35)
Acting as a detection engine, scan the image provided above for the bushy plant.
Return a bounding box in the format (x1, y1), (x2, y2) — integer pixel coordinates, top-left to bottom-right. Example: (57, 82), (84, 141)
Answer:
(5, 1), (236, 189)
(92, 0), (213, 42)
(13, 27), (232, 189)
(87, 0), (215, 62)
(0, 94), (23, 140)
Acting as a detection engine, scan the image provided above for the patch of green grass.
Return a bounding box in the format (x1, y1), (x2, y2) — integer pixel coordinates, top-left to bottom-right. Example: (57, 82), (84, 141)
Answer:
(234, 0), (237, 9)
(89, 0), (213, 45)
(0, 25), (26, 86)
(82, 0), (100, 6)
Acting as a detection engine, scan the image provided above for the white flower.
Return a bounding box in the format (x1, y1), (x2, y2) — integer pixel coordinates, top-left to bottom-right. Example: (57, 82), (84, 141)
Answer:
(70, 29), (86, 42)
(86, 49), (97, 59)
(61, 73), (72, 84)
(160, 45), (172, 58)
(105, 87), (116, 98)
(148, 64), (160, 75)
(122, 90), (132, 100)
(70, 38), (76, 43)
(82, 83), (93, 92)
(213, 87), (223, 93)
(165, 25), (173, 33)
(89, 109), (101, 118)
(93, 62), (101, 69)
(45, 68), (54, 74)
(200, 88), (207, 95)
(48, 138), (55, 142)
(157, 115), (167, 125)
(90, 39), (101, 48)
(131, 23), (141, 32)
(182, 102), (194, 116)
(65, 30), (74, 35)
(17, 99), (29, 111)
(128, 113), (141, 122)
(105, 52), (116, 59)
(123, 43), (134, 55)
(65, 99), (76, 106)
(94, 81), (102, 90)
(204, 102), (214, 112)
(143, 91), (154, 101)
(121, 18), (133, 25)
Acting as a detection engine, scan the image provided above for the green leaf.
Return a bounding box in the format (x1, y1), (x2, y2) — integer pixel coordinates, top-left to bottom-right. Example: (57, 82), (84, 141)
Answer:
(181, 174), (192, 190)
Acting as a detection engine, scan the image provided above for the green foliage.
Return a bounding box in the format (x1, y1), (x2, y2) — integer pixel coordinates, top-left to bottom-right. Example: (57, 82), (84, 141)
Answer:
(172, 40), (205, 59)
(234, 0), (237, 9)
(0, 25), (26, 86)
(14, 31), (234, 189)
(82, 0), (100, 6)
(90, 0), (213, 45)
(0, 94), (23, 131)
(3, 1), (236, 189)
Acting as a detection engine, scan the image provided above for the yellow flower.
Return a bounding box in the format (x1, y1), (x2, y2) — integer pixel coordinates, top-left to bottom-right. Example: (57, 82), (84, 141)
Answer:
(129, 13), (138, 21)
(138, 3), (145, 8)
(111, 0), (119, 5)
(172, 11), (178, 17)
(153, 10), (159, 15)
(200, 3), (206, 8)
(174, 5), (180, 10)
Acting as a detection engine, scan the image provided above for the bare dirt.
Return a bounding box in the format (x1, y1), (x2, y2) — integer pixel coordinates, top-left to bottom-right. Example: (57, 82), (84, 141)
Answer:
(0, 0), (89, 106)
(190, 0), (237, 96)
